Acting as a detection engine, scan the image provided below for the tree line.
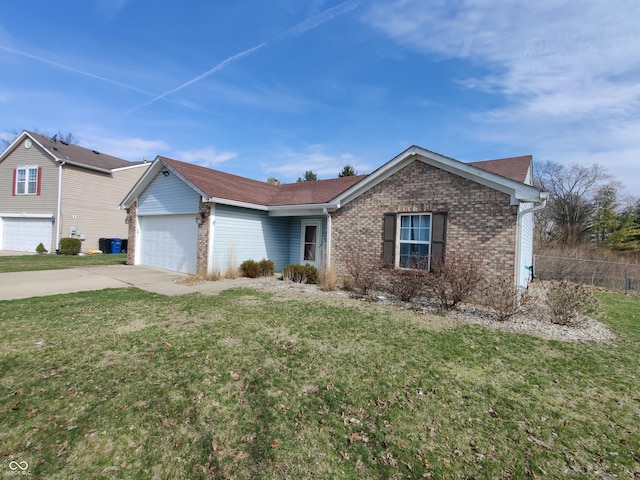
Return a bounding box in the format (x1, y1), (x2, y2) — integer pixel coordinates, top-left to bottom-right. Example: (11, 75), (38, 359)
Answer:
(534, 161), (639, 252)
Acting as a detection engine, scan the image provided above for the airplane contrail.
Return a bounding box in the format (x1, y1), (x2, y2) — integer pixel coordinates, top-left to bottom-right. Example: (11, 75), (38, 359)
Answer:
(129, 42), (267, 112)
(129, 1), (360, 112)
(2, 1), (360, 114)
(0, 45), (156, 97)
(281, 1), (359, 38)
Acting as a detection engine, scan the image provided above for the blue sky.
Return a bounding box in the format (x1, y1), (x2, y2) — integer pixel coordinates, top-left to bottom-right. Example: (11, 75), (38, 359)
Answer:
(1, 0), (639, 195)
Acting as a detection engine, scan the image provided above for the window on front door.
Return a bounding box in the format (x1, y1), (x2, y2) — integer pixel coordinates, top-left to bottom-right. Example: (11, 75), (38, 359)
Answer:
(304, 225), (317, 261)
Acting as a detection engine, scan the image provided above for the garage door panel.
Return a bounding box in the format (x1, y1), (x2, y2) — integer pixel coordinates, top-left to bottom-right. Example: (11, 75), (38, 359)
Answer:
(139, 215), (197, 274)
(3, 218), (52, 252)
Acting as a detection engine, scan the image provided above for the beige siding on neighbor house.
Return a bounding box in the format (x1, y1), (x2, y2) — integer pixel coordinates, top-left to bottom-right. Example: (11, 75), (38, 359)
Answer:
(0, 138), (59, 248)
(60, 164), (148, 251)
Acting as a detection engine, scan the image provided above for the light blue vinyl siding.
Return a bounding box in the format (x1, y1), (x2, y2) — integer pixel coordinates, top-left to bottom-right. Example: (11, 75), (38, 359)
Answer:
(138, 171), (200, 215)
(212, 204), (292, 272)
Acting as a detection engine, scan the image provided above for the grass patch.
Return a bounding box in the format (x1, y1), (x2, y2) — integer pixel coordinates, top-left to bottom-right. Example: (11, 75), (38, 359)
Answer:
(0, 254), (127, 273)
(0, 288), (638, 478)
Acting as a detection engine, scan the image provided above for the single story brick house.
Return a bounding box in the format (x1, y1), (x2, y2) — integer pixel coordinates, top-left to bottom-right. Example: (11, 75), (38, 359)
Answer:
(120, 146), (547, 286)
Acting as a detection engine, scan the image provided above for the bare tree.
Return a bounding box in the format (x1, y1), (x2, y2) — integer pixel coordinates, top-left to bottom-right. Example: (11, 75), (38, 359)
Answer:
(534, 161), (614, 246)
(1, 129), (77, 150)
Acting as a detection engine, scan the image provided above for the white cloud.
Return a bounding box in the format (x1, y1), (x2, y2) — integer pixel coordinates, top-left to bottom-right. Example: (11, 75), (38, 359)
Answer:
(363, 0), (640, 194)
(365, 0), (640, 121)
(265, 145), (371, 180)
(173, 147), (238, 168)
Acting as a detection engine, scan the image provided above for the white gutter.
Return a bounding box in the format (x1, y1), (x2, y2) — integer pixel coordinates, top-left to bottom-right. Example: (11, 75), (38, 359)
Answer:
(56, 160), (65, 250)
(323, 207), (332, 269)
(515, 192), (549, 286)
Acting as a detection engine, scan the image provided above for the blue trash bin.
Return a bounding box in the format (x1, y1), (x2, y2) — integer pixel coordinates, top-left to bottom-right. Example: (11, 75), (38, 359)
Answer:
(111, 238), (122, 254)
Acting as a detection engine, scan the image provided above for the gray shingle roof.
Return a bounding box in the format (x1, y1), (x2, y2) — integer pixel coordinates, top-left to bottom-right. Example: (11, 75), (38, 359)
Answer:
(28, 131), (139, 171)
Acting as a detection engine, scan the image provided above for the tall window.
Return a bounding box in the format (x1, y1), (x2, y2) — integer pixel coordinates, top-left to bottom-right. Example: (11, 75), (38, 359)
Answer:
(399, 213), (431, 268)
(15, 167), (39, 195)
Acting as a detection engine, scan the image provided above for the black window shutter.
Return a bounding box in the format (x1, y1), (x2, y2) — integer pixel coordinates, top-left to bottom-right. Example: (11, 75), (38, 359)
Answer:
(382, 213), (396, 267)
(431, 212), (447, 268)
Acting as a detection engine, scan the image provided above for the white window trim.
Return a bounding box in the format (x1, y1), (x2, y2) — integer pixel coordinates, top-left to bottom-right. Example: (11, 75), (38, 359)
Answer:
(396, 212), (432, 270)
(15, 166), (39, 195)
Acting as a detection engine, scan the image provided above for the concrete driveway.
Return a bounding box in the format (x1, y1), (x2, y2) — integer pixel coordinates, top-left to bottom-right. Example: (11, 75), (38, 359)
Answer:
(0, 264), (262, 301)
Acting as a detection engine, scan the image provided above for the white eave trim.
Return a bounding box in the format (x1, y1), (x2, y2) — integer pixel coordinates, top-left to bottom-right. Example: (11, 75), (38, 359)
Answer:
(267, 203), (339, 217)
(57, 158), (112, 174)
(204, 197), (269, 211)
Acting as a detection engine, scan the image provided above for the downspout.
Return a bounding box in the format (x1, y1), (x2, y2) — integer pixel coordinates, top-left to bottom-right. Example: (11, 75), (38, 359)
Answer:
(323, 207), (331, 269)
(515, 193), (549, 285)
(55, 160), (65, 251)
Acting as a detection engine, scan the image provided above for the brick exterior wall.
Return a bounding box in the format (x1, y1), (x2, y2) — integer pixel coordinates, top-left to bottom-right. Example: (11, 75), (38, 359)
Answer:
(330, 160), (518, 286)
(196, 201), (211, 274)
(126, 202), (137, 266)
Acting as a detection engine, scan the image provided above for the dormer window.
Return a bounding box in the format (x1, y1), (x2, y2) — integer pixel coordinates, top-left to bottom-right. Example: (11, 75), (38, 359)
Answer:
(14, 166), (41, 195)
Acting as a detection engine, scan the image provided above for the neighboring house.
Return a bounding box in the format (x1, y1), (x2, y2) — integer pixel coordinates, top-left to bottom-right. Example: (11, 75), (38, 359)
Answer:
(120, 146), (547, 287)
(0, 131), (150, 253)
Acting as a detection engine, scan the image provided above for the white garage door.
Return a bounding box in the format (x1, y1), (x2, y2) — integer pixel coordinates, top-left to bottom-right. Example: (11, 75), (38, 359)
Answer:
(2, 217), (53, 252)
(139, 215), (198, 274)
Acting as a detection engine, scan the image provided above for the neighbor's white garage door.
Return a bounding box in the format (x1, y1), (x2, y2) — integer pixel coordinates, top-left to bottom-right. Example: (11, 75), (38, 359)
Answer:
(139, 215), (198, 274)
(2, 217), (52, 252)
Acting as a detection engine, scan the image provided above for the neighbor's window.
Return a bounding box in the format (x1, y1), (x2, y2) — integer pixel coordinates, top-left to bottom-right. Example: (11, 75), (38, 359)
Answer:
(399, 213), (431, 268)
(15, 166), (39, 195)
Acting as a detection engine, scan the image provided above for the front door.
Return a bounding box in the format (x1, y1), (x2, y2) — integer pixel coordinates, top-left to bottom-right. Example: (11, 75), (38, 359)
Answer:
(300, 219), (321, 268)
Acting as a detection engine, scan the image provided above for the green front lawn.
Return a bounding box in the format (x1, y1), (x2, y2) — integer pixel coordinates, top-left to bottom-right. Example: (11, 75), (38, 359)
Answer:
(0, 288), (638, 479)
(0, 253), (127, 273)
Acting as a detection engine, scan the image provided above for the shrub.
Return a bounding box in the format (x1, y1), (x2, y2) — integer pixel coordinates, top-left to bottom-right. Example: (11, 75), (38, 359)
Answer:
(35, 242), (48, 254)
(424, 252), (483, 311)
(240, 259), (260, 278)
(343, 249), (380, 295)
(282, 263), (318, 284)
(59, 237), (81, 255)
(390, 269), (427, 302)
(258, 258), (275, 277)
(543, 279), (600, 325)
(481, 276), (533, 322)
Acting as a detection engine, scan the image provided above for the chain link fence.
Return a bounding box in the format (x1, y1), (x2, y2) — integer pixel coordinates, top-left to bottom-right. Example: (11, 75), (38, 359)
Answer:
(533, 255), (640, 294)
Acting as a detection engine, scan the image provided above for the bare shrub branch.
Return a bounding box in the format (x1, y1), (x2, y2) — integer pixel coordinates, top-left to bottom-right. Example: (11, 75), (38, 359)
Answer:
(389, 269), (427, 302)
(342, 248), (380, 295)
(481, 276), (534, 322)
(424, 252), (483, 311)
(543, 280), (600, 326)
